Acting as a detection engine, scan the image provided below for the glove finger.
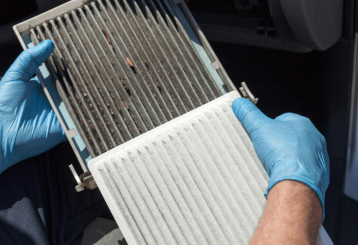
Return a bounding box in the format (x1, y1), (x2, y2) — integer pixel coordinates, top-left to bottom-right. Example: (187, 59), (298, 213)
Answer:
(2, 40), (54, 82)
(232, 97), (271, 136)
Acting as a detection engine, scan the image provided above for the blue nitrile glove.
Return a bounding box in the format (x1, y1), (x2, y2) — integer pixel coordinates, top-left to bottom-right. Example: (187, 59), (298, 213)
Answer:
(232, 97), (329, 220)
(0, 40), (67, 174)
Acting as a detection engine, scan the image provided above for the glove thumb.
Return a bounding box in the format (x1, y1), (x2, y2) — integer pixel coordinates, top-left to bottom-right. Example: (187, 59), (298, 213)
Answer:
(2, 40), (54, 82)
(232, 97), (271, 137)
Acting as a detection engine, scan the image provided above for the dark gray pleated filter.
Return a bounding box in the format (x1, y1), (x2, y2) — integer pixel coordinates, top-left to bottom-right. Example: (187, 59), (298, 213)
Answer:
(30, 0), (223, 157)
(89, 92), (270, 245)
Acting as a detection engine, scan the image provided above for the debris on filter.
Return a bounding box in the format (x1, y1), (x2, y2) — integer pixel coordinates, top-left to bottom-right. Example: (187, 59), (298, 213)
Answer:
(121, 78), (131, 95)
(134, 120), (142, 133)
(101, 27), (114, 51)
(126, 57), (133, 67)
(156, 83), (162, 92)
(120, 78), (128, 88)
(124, 103), (129, 110)
(88, 120), (95, 130)
(129, 128), (134, 136)
(143, 59), (149, 69)
(78, 112), (84, 126)
(37, 34), (41, 40)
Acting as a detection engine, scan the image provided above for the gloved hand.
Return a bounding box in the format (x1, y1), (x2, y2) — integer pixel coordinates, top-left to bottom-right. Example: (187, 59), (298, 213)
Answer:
(0, 40), (66, 174)
(232, 98), (329, 220)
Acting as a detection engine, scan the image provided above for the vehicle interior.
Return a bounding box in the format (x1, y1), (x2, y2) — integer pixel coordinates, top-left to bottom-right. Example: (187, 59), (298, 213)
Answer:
(0, 0), (357, 244)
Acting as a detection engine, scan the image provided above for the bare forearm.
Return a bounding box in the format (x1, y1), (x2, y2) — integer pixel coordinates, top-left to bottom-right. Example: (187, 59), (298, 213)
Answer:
(250, 180), (322, 245)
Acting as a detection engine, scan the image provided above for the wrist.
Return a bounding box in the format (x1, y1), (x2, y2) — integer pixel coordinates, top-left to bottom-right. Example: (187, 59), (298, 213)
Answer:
(266, 170), (326, 221)
(250, 180), (322, 245)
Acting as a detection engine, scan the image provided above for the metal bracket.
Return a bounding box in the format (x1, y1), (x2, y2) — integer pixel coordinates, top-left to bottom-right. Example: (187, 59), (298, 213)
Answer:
(210, 60), (220, 70)
(239, 82), (258, 105)
(69, 164), (97, 192)
(68, 128), (78, 138)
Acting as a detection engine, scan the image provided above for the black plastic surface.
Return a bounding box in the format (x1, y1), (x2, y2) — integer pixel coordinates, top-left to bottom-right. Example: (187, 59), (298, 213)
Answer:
(0, 0), (38, 26)
(279, 0), (343, 50)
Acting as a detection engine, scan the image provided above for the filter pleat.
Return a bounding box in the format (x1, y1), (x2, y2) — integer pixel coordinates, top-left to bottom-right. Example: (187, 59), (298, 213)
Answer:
(149, 138), (230, 245)
(126, 0), (196, 111)
(122, 0), (191, 114)
(64, 12), (138, 141)
(76, 7), (151, 134)
(90, 2), (164, 126)
(150, 0), (214, 102)
(196, 111), (265, 215)
(162, 128), (246, 244)
(171, 123), (252, 242)
(218, 102), (270, 185)
(140, 4), (203, 107)
(124, 150), (187, 245)
(161, 0), (222, 97)
(44, 21), (113, 152)
(133, 145), (208, 245)
(98, 0), (174, 121)
(99, 161), (153, 245)
(109, 156), (165, 244)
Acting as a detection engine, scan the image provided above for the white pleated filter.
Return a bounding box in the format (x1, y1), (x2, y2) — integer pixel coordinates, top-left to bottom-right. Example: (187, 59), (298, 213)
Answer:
(89, 91), (332, 245)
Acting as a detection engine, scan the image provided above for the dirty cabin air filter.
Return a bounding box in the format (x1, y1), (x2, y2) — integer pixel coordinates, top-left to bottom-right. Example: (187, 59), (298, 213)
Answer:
(13, 0), (241, 186)
(33, 0), (223, 157)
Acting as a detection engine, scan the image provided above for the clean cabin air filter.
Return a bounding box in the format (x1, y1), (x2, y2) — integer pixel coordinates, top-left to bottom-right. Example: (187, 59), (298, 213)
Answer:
(90, 92), (267, 245)
(13, 0), (333, 244)
(89, 92), (331, 245)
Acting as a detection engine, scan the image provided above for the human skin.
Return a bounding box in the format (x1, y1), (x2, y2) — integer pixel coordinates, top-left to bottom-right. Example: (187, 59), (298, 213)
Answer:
(249, 180), (322, 245)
